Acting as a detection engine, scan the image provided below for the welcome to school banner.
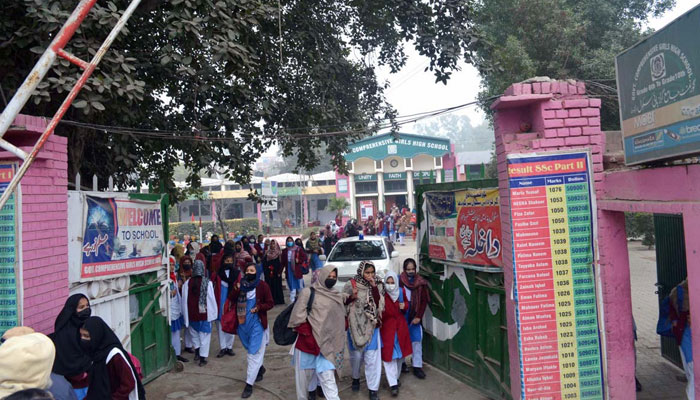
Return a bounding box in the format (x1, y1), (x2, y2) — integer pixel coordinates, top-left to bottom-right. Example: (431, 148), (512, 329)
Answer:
(425, 188), (502, 267)
(507, 151), (604, 400)
(81, 196), (165, 279)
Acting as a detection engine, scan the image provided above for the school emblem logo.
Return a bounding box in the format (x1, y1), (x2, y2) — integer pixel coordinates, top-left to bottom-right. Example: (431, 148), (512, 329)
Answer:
(650, 53), (666, 81)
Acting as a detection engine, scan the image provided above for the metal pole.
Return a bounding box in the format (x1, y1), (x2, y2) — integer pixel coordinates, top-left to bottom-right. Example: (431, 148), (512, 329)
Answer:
(0, 0), (144, 211)
(198, 198), (203, 242)
(0, 0), (98, 140)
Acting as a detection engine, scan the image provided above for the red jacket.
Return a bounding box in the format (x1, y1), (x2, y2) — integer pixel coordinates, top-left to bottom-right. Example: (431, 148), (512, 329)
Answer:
(294, 321), (320, 355)
(380, 290), (413, 362)
(226, 281), (274, 332)
(281, 246), (308, 279)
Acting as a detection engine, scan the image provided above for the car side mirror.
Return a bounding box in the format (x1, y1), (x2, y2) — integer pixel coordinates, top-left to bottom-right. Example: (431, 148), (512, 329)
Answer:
(319, 255), (327, 261)
(391, 251), (399, 259)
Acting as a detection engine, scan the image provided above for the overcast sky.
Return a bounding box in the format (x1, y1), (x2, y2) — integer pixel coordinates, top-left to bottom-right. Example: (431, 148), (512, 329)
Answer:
(264, 0), (698, 160)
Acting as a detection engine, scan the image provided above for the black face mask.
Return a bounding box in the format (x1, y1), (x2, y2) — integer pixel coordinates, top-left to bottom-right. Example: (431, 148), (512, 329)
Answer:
(76, 308), (91, 321)
(245, 273), (256, 282)
(324, 278), (337, 289)
(80, 339), (92, 354)
(224, 262), (234, 270)
(406, 271), (416, 277)
(236, 248), (242, 253)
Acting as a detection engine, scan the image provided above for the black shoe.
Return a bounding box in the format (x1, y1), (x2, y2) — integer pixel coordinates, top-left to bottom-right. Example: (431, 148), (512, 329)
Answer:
(226, 348), (235, 356)
(217, 349), (227, 358)
(242, 384), (253, 398)
(256, 365), (266, 382)
(352, 378), (360, 392)
(198, 357), (207, 367)
(636, 377), (642, 392)
(176, 355), (189, 363)
(413, 367), (426, 379)
(397, 379), (401, 388)
(316, 386), (324, 398)
(184, 347), (194, 354)
(369, 390), (379, 400)
(194, 348), (200, 361)
(401, 363), (409, 374)
(390, 385), (399, 397)
(308, 390), (316, 400)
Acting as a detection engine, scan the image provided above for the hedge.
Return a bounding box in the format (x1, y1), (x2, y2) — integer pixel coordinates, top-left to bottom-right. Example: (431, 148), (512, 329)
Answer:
(170, 218), (260, 240)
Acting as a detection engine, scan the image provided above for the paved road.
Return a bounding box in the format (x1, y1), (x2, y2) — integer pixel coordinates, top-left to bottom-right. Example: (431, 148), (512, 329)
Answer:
(628, 241), (687, 400)
(146, 239), (488, 399)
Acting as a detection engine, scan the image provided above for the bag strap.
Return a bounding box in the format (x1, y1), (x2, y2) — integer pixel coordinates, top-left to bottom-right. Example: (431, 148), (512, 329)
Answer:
(306, 287), (316, 314)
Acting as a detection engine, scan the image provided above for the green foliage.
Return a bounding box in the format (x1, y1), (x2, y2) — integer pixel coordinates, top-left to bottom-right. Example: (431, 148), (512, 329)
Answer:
(170, 218), (260, 239)
(1, 0), (481, 204)
(474, 0), (674, 129)
(485, 146), (498, 179)
(326, 196), (350, 213)
(625, 212), (655, 248)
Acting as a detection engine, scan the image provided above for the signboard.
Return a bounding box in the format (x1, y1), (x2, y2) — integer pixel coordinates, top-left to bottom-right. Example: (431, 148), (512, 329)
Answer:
(616, 5), (700, 164)
(425, 189), (502, 267)
(444, 169), (455, 183)
(338, 178), (348, 193)
(261, 180), (278, 212)
(277, 186), (302, 197)
(507, 152), (604, 400)
(355, 174), (377, 182)
(0, 164), (18, 337)
(359, 200), (374, 222)
(384, 172), (406, 180)
(346, 132), (451, 162)
(81, 196), (165, 279)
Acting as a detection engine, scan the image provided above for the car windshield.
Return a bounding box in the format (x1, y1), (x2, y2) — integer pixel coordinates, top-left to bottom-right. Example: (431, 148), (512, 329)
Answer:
(328, 240), (387, 261)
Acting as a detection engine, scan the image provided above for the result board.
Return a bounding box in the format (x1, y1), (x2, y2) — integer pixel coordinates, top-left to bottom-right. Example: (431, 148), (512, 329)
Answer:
(507, 152), (604, 400)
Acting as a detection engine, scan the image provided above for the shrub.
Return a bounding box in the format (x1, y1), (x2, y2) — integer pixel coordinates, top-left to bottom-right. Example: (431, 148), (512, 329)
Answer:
(170, 218), (260, 240)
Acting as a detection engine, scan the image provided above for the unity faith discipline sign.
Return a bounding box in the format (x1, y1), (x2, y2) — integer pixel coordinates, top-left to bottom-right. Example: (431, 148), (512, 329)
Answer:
(507, 152), (604, 400)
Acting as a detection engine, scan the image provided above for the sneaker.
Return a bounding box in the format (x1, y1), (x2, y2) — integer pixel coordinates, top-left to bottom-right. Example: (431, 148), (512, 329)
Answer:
(390, 385), (399, 397)
(401, 363), (409, 374)
(316, 386), (324, 398)
(242, 384), (253, 398)
(413, 367), (426, 379)
(194, 348), (200, 361)
(216, 349), (227, 358)
(176, 355), (189, 363)
(256, 365), (266, 382)
(352, 378), (360, 392)
(226, 348), (236, 356)
(308, 390), (316, 400)
(368, 390), (379, 400)
(198, 357), (207, 367)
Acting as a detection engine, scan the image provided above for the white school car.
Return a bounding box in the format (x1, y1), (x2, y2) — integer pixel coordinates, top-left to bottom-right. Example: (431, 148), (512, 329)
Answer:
(319, 235), (400, 289)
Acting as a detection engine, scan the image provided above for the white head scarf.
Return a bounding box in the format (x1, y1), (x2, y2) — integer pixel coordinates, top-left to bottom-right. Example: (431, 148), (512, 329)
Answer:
(384, 270), (400, 302)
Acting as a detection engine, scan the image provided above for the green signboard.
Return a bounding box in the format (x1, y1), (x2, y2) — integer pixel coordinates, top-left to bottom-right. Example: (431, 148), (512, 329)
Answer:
(0, 164), (18, 338)
(384, 172), (406, 180)
(413, 170), (434, 179)
(355, 174), (377, 182)
(616, 5), (700, 165)
(346, 132), (450, 162)
(277, 186), (302, 197)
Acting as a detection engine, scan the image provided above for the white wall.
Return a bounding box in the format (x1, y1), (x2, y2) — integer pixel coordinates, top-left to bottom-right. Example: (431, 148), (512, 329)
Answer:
(383, 157), (405, 173)
(413, 154), (435, 171)
(354, 157), (375, 174)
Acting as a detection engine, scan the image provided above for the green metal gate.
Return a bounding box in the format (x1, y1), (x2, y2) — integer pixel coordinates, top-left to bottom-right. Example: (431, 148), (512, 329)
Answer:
(653, 213), (687, 369)
(128, 192), (174, 383)
(417, 180), (511, 399)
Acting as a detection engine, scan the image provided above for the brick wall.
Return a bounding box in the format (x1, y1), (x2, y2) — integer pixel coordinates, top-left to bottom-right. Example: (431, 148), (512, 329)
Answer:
(0, 115), (69, 334)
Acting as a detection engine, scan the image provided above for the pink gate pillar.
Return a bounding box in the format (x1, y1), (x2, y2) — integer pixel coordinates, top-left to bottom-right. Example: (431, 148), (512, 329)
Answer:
(0, 114), (69, 334)
(492, 80), (632, 398)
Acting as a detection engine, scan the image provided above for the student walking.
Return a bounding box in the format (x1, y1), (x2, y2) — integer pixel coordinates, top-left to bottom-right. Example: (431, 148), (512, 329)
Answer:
(263, 239), (285, 305)
(50, 294), (93, 399)
(289, 265), (347, 400)
(399, 258), (429, 379)
(282, 236), (308, 303)
(227, 263), (274, 398)
(169, 270), (188, 363)
(213, 251), (240, 358)
(344, 261), (385, 400)
(79, 317), (146, 400)
(305, 231), (324, 272)
(182, 260), (218, 367)
(381, 271), (412, 396)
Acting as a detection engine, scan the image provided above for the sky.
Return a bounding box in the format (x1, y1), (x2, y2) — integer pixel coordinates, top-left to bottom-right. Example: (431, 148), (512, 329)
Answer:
(262, 0), (698, 160)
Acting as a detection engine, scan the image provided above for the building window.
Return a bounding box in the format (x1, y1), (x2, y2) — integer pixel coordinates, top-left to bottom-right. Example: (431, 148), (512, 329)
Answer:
(317, 199), (328, 211)
(385, 180), (407, 193)
(375, 160), (383, 170)
(224, 203), (243, 219)
(405, 158), (412, 168)
(327, 180), (335, 186)
(435, 157), (442, 167)
(355, 181), (378, 194)
(347, 161), (353, 172)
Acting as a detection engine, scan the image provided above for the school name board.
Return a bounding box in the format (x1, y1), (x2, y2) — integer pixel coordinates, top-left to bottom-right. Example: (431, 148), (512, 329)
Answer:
(0, 164), (18, 337)
(507, 152), (604, 400)
(616, 5), (700, 164)
(81, 196), (165, 279)
(345, 132), (450, 162)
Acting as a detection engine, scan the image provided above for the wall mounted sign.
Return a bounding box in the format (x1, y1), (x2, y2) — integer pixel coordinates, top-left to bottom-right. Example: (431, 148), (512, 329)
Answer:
(507, 151), (604, 400)
(0, 164), (18, 338)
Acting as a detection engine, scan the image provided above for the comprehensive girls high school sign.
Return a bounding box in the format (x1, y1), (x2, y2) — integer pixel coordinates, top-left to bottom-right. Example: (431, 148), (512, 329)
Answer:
(345, 132), (450, 161)
(507, 152), (604, 400)
(616, 5), (700, 165)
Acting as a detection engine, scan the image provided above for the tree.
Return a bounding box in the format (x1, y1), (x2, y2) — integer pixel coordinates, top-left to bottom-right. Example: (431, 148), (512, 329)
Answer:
(326, 196), (350, 221)
(415, 114), (494, 152)
(473, 0), (674, 130)
(1, 0), (481, 203)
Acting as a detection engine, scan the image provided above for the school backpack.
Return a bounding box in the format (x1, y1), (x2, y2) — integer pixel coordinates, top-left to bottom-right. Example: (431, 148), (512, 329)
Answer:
(273, 287), (315, 345)
(657, 285), (683, 338)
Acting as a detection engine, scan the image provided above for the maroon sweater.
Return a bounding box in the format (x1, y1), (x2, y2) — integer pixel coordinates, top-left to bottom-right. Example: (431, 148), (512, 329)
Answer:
(106, 352), (136, 400)
(226, 281), (274, 333)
